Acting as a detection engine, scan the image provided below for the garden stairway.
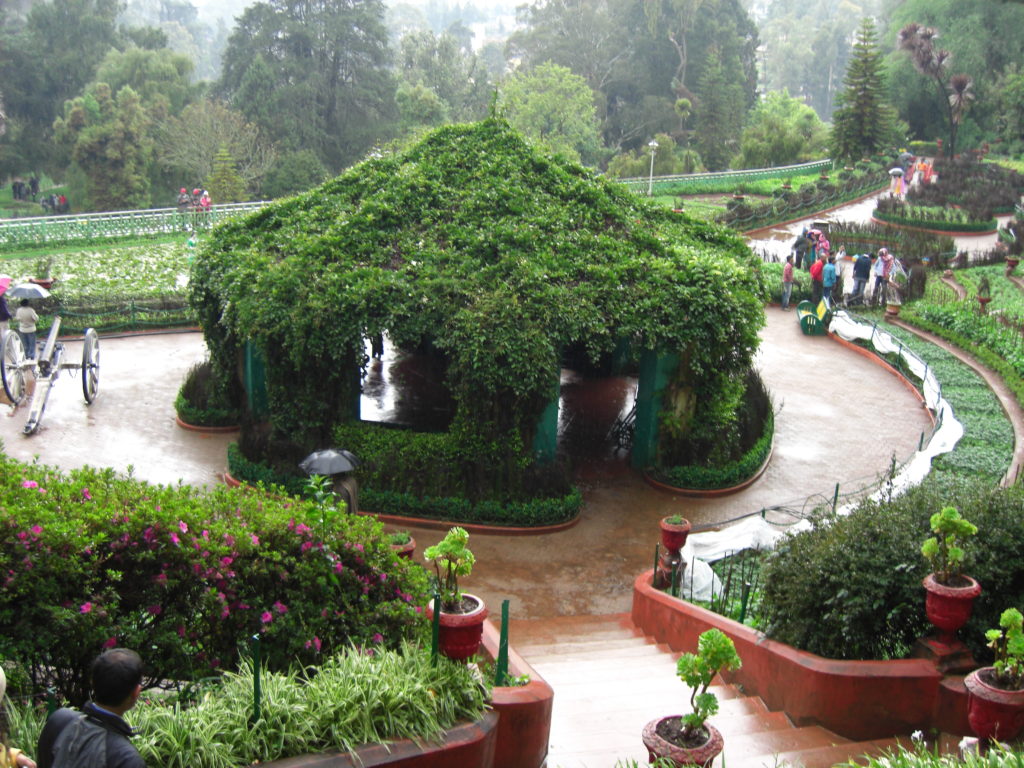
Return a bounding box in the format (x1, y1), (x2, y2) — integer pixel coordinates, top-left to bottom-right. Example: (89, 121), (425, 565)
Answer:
(511, 613), (912, 768)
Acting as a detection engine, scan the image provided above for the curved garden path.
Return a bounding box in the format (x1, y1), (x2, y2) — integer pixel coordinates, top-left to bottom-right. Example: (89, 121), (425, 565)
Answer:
(0, 312), (932, 620)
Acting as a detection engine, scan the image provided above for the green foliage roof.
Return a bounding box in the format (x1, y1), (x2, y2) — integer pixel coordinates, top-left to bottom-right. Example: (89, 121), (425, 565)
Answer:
(193, 118), (767, 437)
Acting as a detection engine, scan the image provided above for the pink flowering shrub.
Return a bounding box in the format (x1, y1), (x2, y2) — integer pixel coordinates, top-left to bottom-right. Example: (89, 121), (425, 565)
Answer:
(0, 454), (430, 705)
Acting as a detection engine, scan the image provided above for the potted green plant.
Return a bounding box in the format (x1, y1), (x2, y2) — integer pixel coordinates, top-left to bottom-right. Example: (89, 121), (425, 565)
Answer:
(642, 628), (742, 767)
(30, 255), (55, 290)
(921, 506), (981, 646)
(965, 608), (1024, 742)
(388, 530), (417, 559)
(659, 515), (692, 553)
(977, 275), (992, 312)
(424, 526), (488, 661)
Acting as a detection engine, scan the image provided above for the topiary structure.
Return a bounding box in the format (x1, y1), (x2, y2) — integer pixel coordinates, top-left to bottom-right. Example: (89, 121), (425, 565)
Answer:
(191, 117), (768, 501)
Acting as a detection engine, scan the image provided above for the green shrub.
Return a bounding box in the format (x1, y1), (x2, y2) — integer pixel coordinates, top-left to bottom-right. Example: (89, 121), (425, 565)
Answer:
(175, 360), (241, 427)
(759, 478), (1024, 660)
(0, 451), (430, 704)
(226, 442), (307, 496)
(654, 410), (773, 490)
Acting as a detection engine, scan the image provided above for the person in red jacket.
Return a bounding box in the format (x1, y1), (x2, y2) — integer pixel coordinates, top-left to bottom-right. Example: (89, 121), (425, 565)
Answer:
(809, 253), (825, 306)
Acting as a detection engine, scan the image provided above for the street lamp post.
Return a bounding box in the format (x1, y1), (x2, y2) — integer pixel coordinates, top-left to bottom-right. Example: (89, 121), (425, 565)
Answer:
(647, 139), (659, 196)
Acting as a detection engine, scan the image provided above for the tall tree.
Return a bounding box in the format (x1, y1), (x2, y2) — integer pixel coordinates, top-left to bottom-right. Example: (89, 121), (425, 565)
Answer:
(218, 0), (396, 172)
(396, 30), (491, 123)
(205, 145), (247, 203)
(693, 46), (746, 170)
(499, 61), (603, 164)
(54, 84), (154, 210)
(0, 0), (123, 175)
(737, 90), (829, 168)
(896, 22), (967, 155)
(158, 99), (276, 194)
(830, 17), (899, 162)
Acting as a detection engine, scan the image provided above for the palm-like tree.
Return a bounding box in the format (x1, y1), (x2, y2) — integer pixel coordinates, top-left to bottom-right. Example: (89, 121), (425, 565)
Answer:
(897, 23), (972, 155)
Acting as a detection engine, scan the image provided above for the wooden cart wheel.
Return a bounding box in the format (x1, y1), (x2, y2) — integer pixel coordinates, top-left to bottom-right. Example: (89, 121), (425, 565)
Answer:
(1, 330), (27, 405)
(81, 328), (100, 404)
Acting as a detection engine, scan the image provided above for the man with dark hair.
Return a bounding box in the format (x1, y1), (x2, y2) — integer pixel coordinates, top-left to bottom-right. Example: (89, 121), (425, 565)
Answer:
(36, 649), (145, 768)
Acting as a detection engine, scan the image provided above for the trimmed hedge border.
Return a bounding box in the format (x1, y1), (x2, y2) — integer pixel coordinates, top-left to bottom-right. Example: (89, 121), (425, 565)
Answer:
(871, 211), (997, 235)
(900, 310), (1024, 407)
(225, 444), (584, 528)
(646, 411), (774, 493)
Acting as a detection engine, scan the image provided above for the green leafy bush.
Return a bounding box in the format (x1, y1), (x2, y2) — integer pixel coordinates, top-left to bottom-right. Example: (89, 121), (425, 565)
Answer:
(654, 411), (773, 490)
(758, 479), (1024, 660)
(175, 360), (241, 427)
(0, 451), (430, 704)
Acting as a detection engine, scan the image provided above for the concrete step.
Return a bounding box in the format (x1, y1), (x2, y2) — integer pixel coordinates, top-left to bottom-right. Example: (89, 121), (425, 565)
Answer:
(723, 724), (851, 761)
(725, 736), (910, 768)
(510, 613), (640, 648)
(523, 637), (673, 663)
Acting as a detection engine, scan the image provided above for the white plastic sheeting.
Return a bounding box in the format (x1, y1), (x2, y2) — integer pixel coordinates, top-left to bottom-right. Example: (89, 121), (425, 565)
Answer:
(684, 309), (964, 587)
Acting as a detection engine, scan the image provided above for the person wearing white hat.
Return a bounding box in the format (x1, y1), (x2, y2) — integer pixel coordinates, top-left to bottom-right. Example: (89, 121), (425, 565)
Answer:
(0, 667), (38, 768)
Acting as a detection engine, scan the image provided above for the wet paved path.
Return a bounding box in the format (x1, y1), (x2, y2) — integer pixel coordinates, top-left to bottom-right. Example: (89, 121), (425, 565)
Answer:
(0, 312), (931, 622)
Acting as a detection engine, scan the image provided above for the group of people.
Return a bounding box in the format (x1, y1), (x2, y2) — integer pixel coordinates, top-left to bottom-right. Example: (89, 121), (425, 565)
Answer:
(782, 225), (906, 311)
(1, 648), (146, 768)
(9, 178), (38, 202)
(40, 194), (69, 215)
(176, 187), (212, 213)
(0, 295), (39, 360)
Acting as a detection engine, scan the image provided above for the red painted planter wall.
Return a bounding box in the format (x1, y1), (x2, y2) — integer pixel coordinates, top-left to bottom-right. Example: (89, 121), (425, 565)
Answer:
(259, 711), (498, 768)
(481, 621), (554, 768)
(632, 571), (970, 740)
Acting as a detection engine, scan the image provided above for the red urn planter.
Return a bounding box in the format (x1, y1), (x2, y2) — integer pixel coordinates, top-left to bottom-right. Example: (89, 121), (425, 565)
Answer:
(29, 277), (55, 290)
(965, 667), (1024, 742)
(922, 573), (981, 646)
(642, 718), (723, 768)
(659, 517), (692, 553)
(978, 296), (993, 313)
(427, 593), (488, 662)
(1007, 257), (1020, 276)
(390, 536), (416, 559)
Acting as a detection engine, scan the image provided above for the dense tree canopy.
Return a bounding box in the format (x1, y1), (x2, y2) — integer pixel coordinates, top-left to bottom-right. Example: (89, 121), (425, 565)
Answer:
(218, 0), (396, 172)
(192, 118), (767, 483)
(737, 89), (829, 168)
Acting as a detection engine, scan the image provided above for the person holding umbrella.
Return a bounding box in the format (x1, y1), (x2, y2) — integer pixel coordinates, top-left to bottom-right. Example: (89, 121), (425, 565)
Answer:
(15, 299), (39, 359)
(0, 275), (11, 333)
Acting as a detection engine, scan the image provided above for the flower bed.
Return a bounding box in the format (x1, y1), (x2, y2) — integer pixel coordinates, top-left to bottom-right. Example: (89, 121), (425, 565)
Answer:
(0, 451), (430, 704)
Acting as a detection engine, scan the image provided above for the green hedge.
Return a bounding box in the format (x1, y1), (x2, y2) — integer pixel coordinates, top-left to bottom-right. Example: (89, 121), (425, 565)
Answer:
(902, 305), (1024, 399)
(872, 208), (997, 233)
(759, 478), (1024, 660)
(226, 442), (308, 496)
(228, 436), (583, 528)
(360, 486), (582, 527)
(0, 450), (430, 704)
(652, 410), (774, 490)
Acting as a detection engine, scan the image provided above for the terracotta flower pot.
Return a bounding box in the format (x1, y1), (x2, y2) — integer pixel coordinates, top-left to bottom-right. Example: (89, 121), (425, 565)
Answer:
(922, 573), (981, 646)
(885, 303), (901, 318)
(965, 667), (1024, 742)
(978, 296), (992, 313)
(426, 593), (488, 662)
(1006, 257), (1019, 276)
(659, 517), (692, 553)
(390, 535), (416, 559)
(29, 277), (55, 290)
(642, 717), (723, 767)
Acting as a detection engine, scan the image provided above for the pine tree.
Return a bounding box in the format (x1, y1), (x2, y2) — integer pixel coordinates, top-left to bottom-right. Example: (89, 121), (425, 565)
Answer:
(206, 145), (247, 204)
(831, 18), (898, 163)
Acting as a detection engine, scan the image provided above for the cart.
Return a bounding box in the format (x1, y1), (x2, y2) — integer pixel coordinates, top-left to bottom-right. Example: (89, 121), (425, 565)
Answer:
(1, 317), (100, 434)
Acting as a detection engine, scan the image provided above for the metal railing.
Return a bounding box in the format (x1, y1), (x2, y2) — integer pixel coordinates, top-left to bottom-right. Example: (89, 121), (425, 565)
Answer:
(616, 159), (834, 194)
(0, 202), (270, 250)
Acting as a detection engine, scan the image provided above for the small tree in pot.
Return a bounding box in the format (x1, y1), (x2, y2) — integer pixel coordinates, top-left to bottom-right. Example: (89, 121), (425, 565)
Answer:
(921, 506), (981, 647)
(642, 628), (742, 766)
(965, 608), (1024, 743)
(424, 526), (488, 661)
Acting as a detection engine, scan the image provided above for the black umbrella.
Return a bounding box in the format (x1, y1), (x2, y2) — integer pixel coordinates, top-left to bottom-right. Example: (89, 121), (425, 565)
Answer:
(299, 448), (360, 475)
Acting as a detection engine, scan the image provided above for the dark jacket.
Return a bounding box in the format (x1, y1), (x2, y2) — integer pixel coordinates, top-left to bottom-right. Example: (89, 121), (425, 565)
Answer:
(853, 254), (873, 280)
(37, 702), (144, 768)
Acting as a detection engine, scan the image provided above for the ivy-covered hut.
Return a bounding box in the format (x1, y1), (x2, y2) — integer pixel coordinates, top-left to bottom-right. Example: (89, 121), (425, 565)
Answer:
(191, 118), (768, 516)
